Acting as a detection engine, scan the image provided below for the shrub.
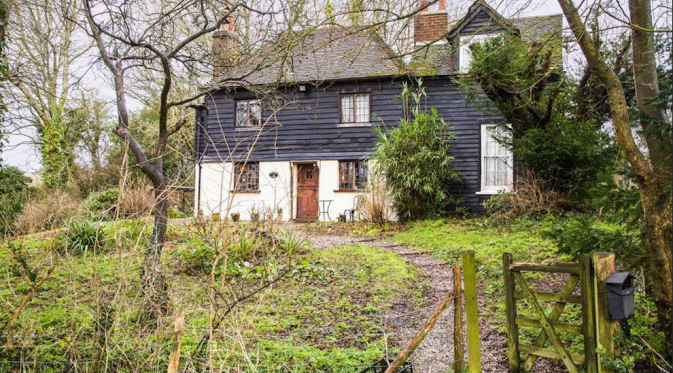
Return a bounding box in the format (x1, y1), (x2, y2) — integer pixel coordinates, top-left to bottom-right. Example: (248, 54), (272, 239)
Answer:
(168, 207), (187, 218)
(82, 188), (119, 221)
(542, 213), (643, 267)
(373, 86), (461, 221)
(484, 170), (566, 220)
(0, 166), (31, 235)
(15, 191), (81, 234)
(462, 32), (618, 204)
(118, 187), (154, 218)
(359, 174), (391, 225)
(59, 220), (108, 255)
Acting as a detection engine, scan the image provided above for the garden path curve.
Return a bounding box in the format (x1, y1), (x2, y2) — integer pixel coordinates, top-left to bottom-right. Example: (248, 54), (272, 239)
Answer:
(300, 233), (510, 373)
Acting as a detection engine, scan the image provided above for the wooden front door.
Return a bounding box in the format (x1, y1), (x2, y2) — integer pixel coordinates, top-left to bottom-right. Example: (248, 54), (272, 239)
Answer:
(297, 163), (319, 219)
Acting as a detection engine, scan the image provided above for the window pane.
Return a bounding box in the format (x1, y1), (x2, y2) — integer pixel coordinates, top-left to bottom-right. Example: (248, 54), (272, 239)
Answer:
(485, 157), (495, 186)
(339, 161), (354, 189)
(249, 100), (261, 126)
(355, 161), (368, 190)
(341, 96), (354, 123)
(236, 101), (248, 127)
(355, 94), (369, 123)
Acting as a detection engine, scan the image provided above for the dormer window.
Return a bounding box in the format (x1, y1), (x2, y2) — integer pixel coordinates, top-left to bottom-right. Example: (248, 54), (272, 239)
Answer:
(235, 99), (262, 128)
(459, 34), (497, 73)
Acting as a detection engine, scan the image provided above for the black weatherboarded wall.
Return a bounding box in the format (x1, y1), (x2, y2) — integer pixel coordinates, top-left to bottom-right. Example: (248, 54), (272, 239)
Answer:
(195, 77), (504, 212)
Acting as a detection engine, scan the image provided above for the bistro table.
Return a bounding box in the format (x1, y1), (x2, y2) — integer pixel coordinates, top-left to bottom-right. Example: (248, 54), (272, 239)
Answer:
(316, 200), (333, 222)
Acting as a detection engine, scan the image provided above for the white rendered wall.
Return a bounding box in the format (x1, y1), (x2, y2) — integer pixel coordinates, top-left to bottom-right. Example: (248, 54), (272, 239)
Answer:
(198, 160), (396, 221)
(199, 161), (293, 221)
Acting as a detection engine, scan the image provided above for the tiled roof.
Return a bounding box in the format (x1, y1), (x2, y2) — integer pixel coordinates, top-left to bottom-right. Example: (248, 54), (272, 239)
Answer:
(216, 28), (406, 86)
(410, 2), (562, 77)
(510, 14), (563, 45)
(215, 4), (561, 85)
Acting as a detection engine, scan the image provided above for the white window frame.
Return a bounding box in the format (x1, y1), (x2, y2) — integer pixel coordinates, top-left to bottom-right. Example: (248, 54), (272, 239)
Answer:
(477, 124), (513, 194)
(459, 33), (497, 74)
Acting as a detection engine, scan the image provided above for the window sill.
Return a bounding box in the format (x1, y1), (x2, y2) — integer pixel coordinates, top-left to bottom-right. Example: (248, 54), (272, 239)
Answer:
(334, 189), (365, 193)
(231, 190), (261, 194)
(338, 123), (371, 127)
(476, 189), (510, 195)
(234, 127), (261, 131)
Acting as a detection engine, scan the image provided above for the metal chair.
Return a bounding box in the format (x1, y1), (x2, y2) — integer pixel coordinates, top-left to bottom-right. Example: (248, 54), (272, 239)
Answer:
(344, 195), (362, 222)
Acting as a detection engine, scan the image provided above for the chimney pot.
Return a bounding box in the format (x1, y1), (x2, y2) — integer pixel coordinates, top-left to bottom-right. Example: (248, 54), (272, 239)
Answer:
(219, 7), (235, 31)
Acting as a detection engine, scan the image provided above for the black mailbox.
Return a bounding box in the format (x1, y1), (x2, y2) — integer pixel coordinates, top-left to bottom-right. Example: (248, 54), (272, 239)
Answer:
(605, 272), (636, 320)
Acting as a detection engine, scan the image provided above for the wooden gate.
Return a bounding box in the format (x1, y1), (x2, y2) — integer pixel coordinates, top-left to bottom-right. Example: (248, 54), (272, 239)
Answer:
(503, 253), (603, 373)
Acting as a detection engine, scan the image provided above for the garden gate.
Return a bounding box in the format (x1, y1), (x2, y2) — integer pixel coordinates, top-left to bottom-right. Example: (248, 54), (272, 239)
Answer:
(503, 252), (617, 373)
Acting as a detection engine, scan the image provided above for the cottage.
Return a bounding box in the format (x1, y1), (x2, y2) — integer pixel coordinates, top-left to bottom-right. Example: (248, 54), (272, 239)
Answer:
(194, 0), (561, 221)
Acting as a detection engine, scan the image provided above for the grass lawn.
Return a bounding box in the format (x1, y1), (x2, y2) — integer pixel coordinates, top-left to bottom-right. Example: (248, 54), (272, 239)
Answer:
(0, 220), (421, 372)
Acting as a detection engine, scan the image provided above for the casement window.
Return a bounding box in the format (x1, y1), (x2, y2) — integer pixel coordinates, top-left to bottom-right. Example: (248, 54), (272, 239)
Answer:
(235, 99), (262, 128)
(459, 33), (497, 73)
(479, 124), (513, 194)
(339, 93), (370, 124)
(234, 162), (259, 191)
(339, 160), (368, 190)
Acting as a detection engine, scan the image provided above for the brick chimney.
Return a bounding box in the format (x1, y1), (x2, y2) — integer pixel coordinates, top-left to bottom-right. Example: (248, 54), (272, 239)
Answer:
(212, 8), (242, 77)
(414, 0), (449, 44)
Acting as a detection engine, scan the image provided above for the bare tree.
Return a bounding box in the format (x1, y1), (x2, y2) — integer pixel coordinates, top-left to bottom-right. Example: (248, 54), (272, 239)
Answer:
(557, 0), (672, 337)
(5, 0), (90, 187)
(80, 0), (235, 320)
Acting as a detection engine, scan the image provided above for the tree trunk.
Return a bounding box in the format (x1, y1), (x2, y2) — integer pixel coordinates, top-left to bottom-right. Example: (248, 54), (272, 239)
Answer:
(142, 179), (170, 322)
(557, 0), (672, 345)
(639, 180), (673, 335)
(628, 0), (673, 339)
(629, 0), (671, 172)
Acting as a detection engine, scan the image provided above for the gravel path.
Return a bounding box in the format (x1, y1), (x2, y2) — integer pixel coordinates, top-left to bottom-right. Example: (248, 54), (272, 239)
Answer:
(303, 232), (510, 373)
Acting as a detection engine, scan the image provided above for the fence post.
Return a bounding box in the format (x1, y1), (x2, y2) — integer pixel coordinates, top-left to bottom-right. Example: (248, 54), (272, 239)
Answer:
(453, 265), (465, 373)
(593, 252), (616, 373)
(463, 250), (481, 372)
(580, 254), (598, 373)
(168, 313), (185, 373)
(502, 253), (520, 372)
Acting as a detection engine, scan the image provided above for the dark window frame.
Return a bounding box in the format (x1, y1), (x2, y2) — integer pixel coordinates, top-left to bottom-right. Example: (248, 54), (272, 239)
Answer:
(338, 93), (371, 124)
(233, 162), (260, 191)
(234, 99), (262, 128)
(338, 160), (368, 191)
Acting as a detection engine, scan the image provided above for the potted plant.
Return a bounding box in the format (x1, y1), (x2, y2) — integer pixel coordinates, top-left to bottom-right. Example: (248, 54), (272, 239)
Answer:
(230, 212), (240, 222)
(276, 207), (283, 222)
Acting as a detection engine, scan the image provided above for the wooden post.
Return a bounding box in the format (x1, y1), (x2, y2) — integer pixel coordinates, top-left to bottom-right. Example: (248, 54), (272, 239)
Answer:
(453, 265), (465, 373)
(580, 254), (598, 373)
(384, 288), (457, 373)
(502, 253), (520, 372)
(593, 252), (616, 373)
(463, 250), (481, 373)
(167, 313), (185, 373)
